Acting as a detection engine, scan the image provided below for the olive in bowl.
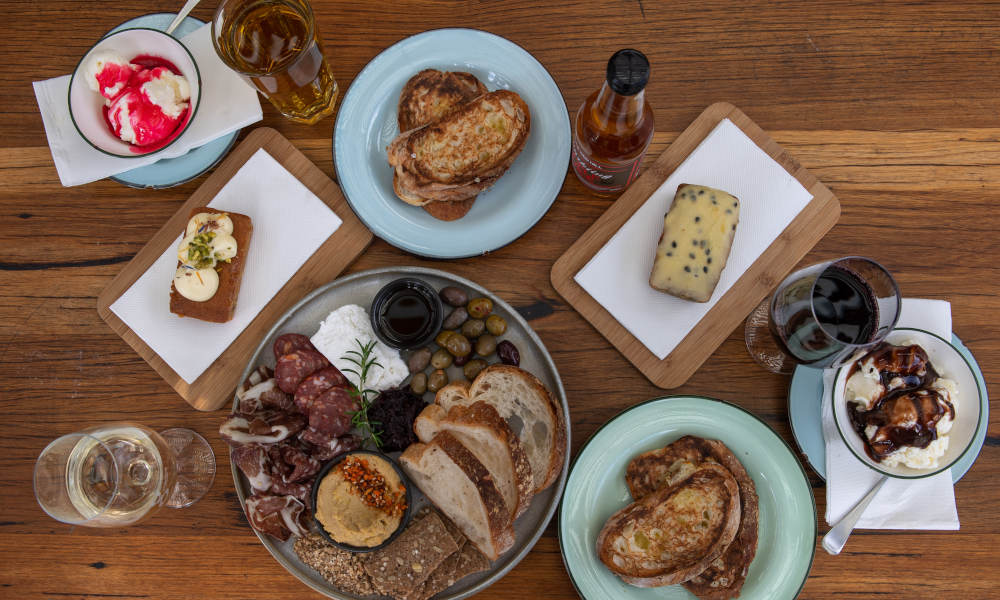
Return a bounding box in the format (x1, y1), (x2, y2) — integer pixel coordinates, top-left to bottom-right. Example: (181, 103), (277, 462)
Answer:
(311, 451), (412, 552)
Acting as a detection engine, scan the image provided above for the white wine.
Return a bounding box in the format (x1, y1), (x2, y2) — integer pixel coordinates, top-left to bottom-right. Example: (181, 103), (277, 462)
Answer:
(65, 425), (176, 526)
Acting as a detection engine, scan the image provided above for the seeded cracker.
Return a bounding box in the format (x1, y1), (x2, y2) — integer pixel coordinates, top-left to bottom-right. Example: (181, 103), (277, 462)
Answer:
(406, 543), (491, 600)
(293, 533), (374, 596)
(363, 510), (459, 597)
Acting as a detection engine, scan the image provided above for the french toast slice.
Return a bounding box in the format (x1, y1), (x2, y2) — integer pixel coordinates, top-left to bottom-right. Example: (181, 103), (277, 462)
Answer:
(627, 436), (759, 599)
(387, 89), (530, 186)
(398, 69), (487, 133)
(597, 463), (741, 587)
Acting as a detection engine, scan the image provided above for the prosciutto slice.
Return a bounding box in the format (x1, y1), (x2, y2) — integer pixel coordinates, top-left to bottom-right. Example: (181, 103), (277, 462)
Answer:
(245, 494), (310, 541)
(231, 444), (272, 493)
(219, 411), (305, 446)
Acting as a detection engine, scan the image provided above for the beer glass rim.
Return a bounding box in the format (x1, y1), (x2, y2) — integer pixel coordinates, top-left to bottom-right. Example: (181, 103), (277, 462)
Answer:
(34, 432), (120, 525)
(810, 255), (901, 348)
(211, 0), (317, 76)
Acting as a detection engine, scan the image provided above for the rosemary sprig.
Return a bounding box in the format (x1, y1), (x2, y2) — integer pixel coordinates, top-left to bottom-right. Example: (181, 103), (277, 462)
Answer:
(341, 338), (384, 450)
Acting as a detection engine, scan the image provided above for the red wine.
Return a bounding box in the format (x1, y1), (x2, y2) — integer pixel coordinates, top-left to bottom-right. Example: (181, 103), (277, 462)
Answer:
(811, 266), (879, 345)
(770, 265), (880, 367)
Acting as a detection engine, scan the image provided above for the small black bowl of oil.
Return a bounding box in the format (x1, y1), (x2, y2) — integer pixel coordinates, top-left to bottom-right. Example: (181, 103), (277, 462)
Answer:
(370, 277), (443, 349)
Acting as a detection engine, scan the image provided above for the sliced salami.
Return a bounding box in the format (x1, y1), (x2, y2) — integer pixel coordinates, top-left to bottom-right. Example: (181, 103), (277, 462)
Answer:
(293, 366), (350, 413)
(272, 333), (316, 361)
(275, 349), (330, 394)
(308, 386), (357, 437)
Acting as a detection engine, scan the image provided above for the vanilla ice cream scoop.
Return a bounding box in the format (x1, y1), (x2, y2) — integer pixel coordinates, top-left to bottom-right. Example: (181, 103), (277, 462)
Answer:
(85, 51), (137, 100)
(97, 60), (191, 147)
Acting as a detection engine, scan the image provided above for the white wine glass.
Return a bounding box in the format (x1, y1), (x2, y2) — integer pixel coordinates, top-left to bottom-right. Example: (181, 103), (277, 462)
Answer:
(33, 422), (216, 527)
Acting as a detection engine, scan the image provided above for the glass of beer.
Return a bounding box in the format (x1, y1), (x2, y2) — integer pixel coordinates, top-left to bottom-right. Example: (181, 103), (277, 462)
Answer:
(212, 0), (339, 124)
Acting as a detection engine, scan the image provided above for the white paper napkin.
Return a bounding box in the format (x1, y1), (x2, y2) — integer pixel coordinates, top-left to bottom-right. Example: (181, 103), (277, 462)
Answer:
(822, 298), (959, 529)
(33, 24), (262, 187)
(110, 149), (342, 384)
(574, 118), (814, 360)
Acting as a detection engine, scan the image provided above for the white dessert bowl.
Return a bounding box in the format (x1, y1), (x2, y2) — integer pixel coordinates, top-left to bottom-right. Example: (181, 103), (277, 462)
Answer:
(68, 28), (201, 158)
(831, 327), (982, 479)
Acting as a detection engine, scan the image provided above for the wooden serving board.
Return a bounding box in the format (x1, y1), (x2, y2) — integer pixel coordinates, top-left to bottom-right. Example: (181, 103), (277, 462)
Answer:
(97, 128), (373, 411)
(551, 102), (840, 389)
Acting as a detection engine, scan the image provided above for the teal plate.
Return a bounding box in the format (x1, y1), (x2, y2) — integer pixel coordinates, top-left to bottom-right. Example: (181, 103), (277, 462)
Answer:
(788, 332), (989, 481)
(559, 396), (816, 600)
(333, 28), (571, 258)
(106, 13), (240, 189)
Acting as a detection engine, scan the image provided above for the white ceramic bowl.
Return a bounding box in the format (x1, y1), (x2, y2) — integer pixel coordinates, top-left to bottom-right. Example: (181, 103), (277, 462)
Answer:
(832, 328), (983, 479)
(68, 28), (201, 158)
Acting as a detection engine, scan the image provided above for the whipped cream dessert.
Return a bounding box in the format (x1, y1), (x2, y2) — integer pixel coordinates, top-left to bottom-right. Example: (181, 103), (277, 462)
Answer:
(845, 341), (957, 469)
(84, 51), (191, 147)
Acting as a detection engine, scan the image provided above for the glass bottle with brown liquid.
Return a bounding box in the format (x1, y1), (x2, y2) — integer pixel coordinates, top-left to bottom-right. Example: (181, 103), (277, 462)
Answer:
(571, 49), (654, 196)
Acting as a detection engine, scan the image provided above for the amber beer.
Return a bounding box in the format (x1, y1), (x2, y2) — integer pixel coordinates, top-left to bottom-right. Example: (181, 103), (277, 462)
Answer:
(212, 0), (338, 124)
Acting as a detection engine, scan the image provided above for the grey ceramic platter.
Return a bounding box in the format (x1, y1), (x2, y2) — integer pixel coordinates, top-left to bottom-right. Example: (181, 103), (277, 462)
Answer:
(229, 266), (570, 600)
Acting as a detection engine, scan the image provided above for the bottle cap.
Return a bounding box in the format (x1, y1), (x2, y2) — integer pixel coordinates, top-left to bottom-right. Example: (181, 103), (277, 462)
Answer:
(606, 49), (650, 96)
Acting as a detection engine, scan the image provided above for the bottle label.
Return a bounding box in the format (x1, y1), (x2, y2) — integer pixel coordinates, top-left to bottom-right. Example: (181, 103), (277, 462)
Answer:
(571, 137), (645, 193)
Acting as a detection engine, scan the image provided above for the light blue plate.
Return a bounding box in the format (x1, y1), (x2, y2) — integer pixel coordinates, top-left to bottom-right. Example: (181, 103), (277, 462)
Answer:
(107, 13), (240, 189)
(333, 28), (571, 258)
(559, 396), (816, 600)
(788, 332), (989, 482)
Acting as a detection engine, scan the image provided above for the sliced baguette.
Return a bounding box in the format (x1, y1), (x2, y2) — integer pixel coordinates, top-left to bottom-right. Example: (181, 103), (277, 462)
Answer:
(414, 402), (533, 519)
(436, 365), (565, 494)
(400, 431), (514, 560)
(597, 463), (741, 588)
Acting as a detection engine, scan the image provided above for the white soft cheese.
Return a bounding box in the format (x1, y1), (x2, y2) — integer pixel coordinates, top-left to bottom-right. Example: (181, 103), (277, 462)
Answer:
(310, 304), (408, 391)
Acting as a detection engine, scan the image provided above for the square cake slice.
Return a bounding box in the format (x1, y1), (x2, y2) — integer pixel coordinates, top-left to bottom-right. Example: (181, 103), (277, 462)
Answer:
(649, 184), (739, 302)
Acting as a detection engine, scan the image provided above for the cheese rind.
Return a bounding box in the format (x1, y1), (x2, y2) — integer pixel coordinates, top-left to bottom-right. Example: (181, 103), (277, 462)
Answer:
(649, 184), (739, 302)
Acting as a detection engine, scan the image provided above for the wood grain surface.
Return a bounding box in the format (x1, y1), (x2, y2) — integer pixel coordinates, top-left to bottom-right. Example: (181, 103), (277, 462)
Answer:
(552, 102), (840, 388)
(97, 128), (373, 411)
(1, 1), (998, 599)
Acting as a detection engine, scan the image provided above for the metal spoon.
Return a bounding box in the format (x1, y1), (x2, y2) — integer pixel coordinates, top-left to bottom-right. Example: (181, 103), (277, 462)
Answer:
(822, 475), (889, 555)
(165, 0), (202, 35)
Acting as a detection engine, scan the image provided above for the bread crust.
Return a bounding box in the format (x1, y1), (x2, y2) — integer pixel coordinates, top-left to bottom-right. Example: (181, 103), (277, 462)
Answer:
(169, 207), (252, 323)
(597, 463), (741, 587)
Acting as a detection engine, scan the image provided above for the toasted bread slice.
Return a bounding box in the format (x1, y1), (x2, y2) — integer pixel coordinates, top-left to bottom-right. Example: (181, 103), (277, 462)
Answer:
(169, 207), (252, 323)
(387, 90), (530, 186)
(400, 431), (514, 560)
(627, 436), (759, 599)
(597, 463), (741, 588)
(414, 402), (533, 519)
(398, 69), (487, 133)
(435, 365), (564, 494)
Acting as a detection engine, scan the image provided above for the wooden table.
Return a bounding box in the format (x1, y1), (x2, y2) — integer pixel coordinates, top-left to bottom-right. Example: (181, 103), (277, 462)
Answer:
(2, 1), (997, 598)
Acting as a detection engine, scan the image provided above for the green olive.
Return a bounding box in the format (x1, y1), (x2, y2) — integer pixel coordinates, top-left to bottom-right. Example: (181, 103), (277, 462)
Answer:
(461, 318), (485, 339)
(431, 348), (453, 369)
(485, 314), (507, 336)
(435, 330), (456, 347)
(444, 333), (472, 358)
(463, 359), (487, 380)
(409, 372), (428, 395)
(427, 369), (448, 393)
(467, 297), (494, 320)
(475, 334), (497, 357)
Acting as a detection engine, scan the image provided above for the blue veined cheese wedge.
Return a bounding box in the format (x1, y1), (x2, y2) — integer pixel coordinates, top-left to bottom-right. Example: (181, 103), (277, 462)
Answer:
(649, 184), (740, 302)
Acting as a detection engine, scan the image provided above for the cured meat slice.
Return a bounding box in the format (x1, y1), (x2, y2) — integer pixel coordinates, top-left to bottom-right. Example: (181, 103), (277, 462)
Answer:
(280, 444), (321, 483)
(299, 429), (360, 460)
(275, 350), (330, 394)
(271, 478), (313, 505)
(245, 493), (310, 541)
(219, 411), (306, 446)
(308, 386), (356, 437)
(231, 444), (272, 493)
(273, 333), (316, 360)
(238, 377), (294, 415)
(294, 366), (350, 413)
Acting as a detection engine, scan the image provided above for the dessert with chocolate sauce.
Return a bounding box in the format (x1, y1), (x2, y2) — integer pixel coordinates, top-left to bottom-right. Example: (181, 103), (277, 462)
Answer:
(845, 341), (958, 469)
